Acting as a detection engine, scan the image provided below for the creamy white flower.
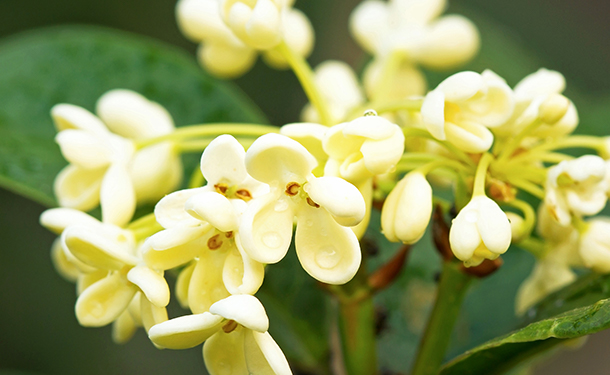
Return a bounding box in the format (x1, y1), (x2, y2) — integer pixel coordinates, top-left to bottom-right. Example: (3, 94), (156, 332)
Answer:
(579, 217), (610, 273)
(349, 0), (479, 69)
(146, 135), (266, 313)
(52, 90), (182, 227)
(381, 171), (432, 244)
(449, 195), (512, 267)
(494, 69), (578, 138)
(240, 133), (365, 284)
(41, 207), (169, 330)
(280, 122), (328, 176)
(323, 114), (405, 238)
(301, 61), (365, 125)
(177, 0), (313, 78)
(515, 257), (576, 315)
(545, 155), (608, 226)
(363, 58), (427, 101)
(149, 295), (292, 375)
(421, 70), (514, 153)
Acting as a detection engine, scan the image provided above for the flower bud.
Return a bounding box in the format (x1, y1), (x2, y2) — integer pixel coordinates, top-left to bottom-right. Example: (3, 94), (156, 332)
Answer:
(579, 218), (610, 273)
(381, 172), (433, 244)
(538, 94), (570, 125)
(449, 195), (512, 267)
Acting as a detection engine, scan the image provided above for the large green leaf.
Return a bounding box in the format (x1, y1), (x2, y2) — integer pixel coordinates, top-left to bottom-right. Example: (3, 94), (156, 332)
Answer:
(440, 298), (610, 375)
(0, 26), (266, 207)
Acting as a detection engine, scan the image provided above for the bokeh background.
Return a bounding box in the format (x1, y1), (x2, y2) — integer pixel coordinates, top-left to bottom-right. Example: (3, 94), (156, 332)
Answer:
(1, 0), (609, 374)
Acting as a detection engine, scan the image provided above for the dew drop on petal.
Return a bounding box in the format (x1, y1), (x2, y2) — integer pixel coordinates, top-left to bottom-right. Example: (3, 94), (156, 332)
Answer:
(262, 231), (282, 249)
(305, 219), (314, 227)
(274, 200), (289, 212)
(315, 246), (342, 269)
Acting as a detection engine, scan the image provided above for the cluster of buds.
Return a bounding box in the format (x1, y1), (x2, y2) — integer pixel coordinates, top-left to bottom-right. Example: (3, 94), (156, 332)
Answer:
(39, 0), (610, 373)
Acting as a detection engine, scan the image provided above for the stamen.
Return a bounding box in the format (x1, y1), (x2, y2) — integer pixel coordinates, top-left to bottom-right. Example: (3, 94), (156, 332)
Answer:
(306, 197), (320, 208)
(214, 183), (229, 195)
(285, 182), (301, 196)
(222, 320), (238, 333)
(235, 189), (252, 201)
(225, 231), (234, 239)
(207, 234), (223, 250)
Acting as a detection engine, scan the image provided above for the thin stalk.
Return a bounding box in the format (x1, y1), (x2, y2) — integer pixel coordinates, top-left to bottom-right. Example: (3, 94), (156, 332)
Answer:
(472, 153), (493, 197)
(496, 118), (542, 164)
(338, 293), (377, 375)
(274, 41), (332, 126)
(510, 178), (545, 199)
(135, 123), (278, 149)
(411, 262), (473, 375)
(402, 128), (476, 167)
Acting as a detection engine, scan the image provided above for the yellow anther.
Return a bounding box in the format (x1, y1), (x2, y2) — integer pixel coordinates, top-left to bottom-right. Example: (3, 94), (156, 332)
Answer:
(285, 182), (301, 196)
(235, 189), (252, 201)
(214, 183), (229, 195)
(222, 320), (238, 333)
(207, 234), (223, 250)
(306, 197), (320, 208)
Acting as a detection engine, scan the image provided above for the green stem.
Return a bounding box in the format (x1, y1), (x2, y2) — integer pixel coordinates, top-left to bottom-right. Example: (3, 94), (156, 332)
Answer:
(496, 118), (542, 164)
(411, 262), (473, 375)
(402, 128), (476, 167)
(135, 123), (278, 149)
(510, 178), (545, 199)
(338, 293), (377, 375)
(472, 153), (493, 197)
(274, 41), (332, 126)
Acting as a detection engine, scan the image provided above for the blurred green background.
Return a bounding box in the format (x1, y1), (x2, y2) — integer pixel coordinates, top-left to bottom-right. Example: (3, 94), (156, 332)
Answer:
(1, 0), (609, 374)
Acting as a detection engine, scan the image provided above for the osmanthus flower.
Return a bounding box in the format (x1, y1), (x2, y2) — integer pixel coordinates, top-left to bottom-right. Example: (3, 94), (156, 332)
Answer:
(421, 70), (514, 153)
(52, 89), (182, 227)
(381, 171), (433, 244)
(322, 114), (405, 238)
(449, 195), (512, 267)
(149, 295), (291, 375)
(240, 133), (366, 284)
(176, 0), (313, 78)
(494, 68), (578, 139)
(349, 0), (479, 70)
(301, 61), (365, 125)
(39, 208), (169, 340)
(579, 217), (610, 273)
(144, 135), (266, 313)
(544, 155), (609, 227)
(280, 122), (329, 177)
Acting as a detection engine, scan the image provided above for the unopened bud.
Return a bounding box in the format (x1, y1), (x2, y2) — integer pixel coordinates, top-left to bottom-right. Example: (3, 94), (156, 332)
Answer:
(506, 212), (526, 243)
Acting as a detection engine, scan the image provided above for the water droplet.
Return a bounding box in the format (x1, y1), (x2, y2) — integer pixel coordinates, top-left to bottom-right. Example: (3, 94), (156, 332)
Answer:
(305, 219), (314, 227)
(262, 231), (282, 249)
(274, 200), (289, 212)
(363, 109), (378, 117)
(315, 246), (342, 269)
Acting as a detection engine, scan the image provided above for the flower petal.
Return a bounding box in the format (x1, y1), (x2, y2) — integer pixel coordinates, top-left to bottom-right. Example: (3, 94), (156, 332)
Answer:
(130, 142), (183, 203)
(200, 134), (249, 185)
(445, 120), (493, 153)
(96, 89), (174, 139)
(437, 71), (485, 102)
(63, 225), (138, 270)
(148, 312), (224, 349)
(144, 227), (207, 269)
(51, 104), (108, 134)
(304, 176), (365, 227)
(140, 297), (169, 333)
(239, 192), (294, 264)
(295, 205), (361, 284)
(210, 294), (269, 333)
(476, 197), (512, 254)
(75, 272), (138, 327)
(112, 309), (137, 344)
(203, 329), (249, 374)
(100, 163), (136, 227)
(246, 133), (317, 185)
(154, 187), (208, 228)
(421, 90), (447, 140)
(54, 164), (104, 211)
(40, 208), (100, 235)
(186, 191), (239, 232)
(244, 330), (292, 375)
(224, 238), (265, 295)
(127, 266), (170, 307)
(55, 129), (113, 169)
(189, 253), (231, 314)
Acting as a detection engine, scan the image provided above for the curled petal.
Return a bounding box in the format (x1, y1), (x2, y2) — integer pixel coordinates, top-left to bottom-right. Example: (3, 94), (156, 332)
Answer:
(96, 89), (174, 139)
(359, 127), (405, 175)
(280, 122), (328, 169)
(77, 269), (107, 296)
(154, 187), (208, 228)
(186, 191), (238, 232)
(224, 238), (265, 295)
(54, 164), (104, 211)
(130, 143), (183, 203)
(51, 104), (108, 134)
(140, 297), (169, 333)
(421, 90), (446, 140)
(437, 71), (485, 102)
(75, 272), (138, 327)
(246, 133), (317, 185)
(210, 294), (269, 332)
(127, 266), (170, 307)
(100, 163), (136, 227)
(476, 197), (512, 254)
(197, 40), (257, 79)
(245, 330), (292, 375)
(40, 208), (100, 235)
(304, 176), (365, 227)
(514, 68), (566, 99)
(445, 120), (494, 153)
(63, 225), (138, 270)
(144, 227), (207, 269)
(176, 262), (196, 309)
(148, 312), (223, 349)
(50, 238), (80, 282)
(295, 205), (361, 284)
(239, 192), (294, 264)
(112, 309), (137, 344)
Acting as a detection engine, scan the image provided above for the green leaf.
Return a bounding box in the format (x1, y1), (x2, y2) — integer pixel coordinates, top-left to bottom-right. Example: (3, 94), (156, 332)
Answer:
(0, 25), (266, 207)
(440, 298), (610, 375)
